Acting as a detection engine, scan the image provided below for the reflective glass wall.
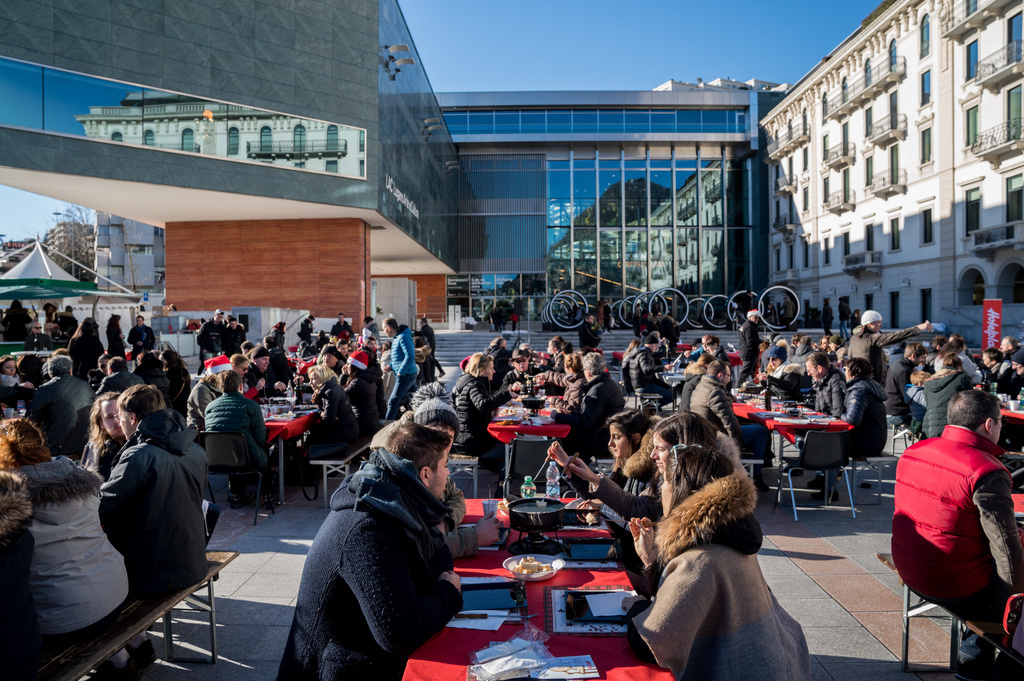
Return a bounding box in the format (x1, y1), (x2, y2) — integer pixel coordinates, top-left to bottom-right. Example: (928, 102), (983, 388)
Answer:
(0, 55), (367, 179)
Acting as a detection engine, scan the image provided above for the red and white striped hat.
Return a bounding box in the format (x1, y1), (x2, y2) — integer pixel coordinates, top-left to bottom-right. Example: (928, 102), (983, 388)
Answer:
(204, 355), (232, 374)
(348, 350), (370, 370)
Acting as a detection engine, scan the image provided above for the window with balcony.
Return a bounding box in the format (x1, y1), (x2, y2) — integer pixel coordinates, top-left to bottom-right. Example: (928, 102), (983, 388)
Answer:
(842, 232), (851, 256)
(1008, 174), (1024, 221)
(842, 77), (849, 103)
(787, 243), (794, 269)
(922, 128), (932, 162)
(966, 187), (982, 233)
(774, 248), (780, 271)
(822, 93), (828, 123)
(144, 129), (154, 146)
(823, 176), (830, 199)
(227, 127), (239, 155)
(889, 40), (898, 68)
(842, 168), (851, 202)
(865, 106), (873, 134)
(865, 155), (874, 186)
(921, 70), (931, 105)
(180, 129), (193, 151)
(889, 144), (900, 179)
(293, 124), (306, 153)
(802, 109), (808, 134)
(923, 208), (934, 243)
(803, 187), (809, 212)
(260, 126), (271, 150)
(326, 125), (338, 151)
(111, 132), (122, 142)
(864, 58), (872, 87)
(1011, 13), (1022, 45)
(967, 40), (979, 80)
(822, 133), (829, 161)
(802, 147), (808, 171)
(921, 14), (931, 57)
(803, 238), (809, 268)
(891, 217), (901, 250)
(1009, 84), (1022, 127)
(967, 106), (979, 146)
(866, 223), (875, 252)
(824, 237), (831, 265)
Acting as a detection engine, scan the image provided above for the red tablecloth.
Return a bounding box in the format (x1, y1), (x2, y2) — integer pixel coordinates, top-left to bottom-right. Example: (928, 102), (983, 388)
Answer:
(1002, 409), (1024, 426)
(612, 351), (623, 362)
(487, 421), (570, 444)
(1014, 494), (1024, 513)
(733, 401), (854, 445)
(403, 499), (670, 681)
(265, 412), (318, 442)
(726, 351), (741, 367)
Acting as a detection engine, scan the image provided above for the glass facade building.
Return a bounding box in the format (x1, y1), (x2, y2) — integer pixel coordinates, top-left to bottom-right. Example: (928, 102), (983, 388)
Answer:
(439, 84), (777, 321)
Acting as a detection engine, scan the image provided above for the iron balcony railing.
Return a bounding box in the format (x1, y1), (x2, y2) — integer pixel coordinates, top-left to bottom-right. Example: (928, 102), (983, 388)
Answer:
(973, 223), (1017, 245)
(975, 40), (1024, 82)
(246, 140), (348, 155)
(824, 142), (854, 166)
(826, 189), (856, 211)
(679, 201), (697, 221)
(869, 169), (908, 193)
(942, 0), (1014, 36)
(149, 142), (201, 153)
(773, 212), (793, 229)
(704, 177), (722, 203)
(824, 58), (907, 118)
(970, 119), (1022, 155)
(844, 251), (882, 268)
(869, 113), (908, 141)
(775, 175), (794, 192)
(767, 129), (793, 157)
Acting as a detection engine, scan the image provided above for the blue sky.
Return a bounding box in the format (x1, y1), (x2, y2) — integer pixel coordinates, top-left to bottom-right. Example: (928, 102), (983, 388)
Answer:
(0, 0), (881, 238)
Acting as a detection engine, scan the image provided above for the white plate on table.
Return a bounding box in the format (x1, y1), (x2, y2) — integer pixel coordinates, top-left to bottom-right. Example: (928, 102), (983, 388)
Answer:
(503, 555), (565, 582)
(774, 417), (810, 424)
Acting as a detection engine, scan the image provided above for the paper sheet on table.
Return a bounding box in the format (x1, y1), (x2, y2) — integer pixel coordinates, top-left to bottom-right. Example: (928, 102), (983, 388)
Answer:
(583, 590), (636, 617)
(446, 610), (509, 631)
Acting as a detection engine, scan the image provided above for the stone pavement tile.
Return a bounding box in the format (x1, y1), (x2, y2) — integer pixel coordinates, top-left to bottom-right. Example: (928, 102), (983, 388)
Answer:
(232, 571), (302, 600)
(764, 572), (829, 599)
(221, 551), (274, 573)
(230, 535), (306, 554)
(214, 596), (296, 627)
(852, 611), (952, 664)
(844, 551), (896, 575)
(803, 627), (897, 662)
(817, 660), (916, 680)
(144, 657), (280, 681)
(759, 521), (825, 547)
(777, 597), (860, 628)
(178, 622), (291, 662)
(209, 569), (252, 598)
(781, 544), (865, 576)
(260, 552), (309, 574)
(757, 552), (808, 576)
(812, 574), (904, 613)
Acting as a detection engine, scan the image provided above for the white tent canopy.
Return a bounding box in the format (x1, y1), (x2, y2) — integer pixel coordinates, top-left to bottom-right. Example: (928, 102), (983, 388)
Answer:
(2, 243), (78, 281)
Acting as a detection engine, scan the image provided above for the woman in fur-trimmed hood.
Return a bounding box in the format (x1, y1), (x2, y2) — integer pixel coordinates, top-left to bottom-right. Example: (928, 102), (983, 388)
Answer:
(0, 470), (41, 681)
(0, 419), (128, 637)
(625, 438), (811, 681)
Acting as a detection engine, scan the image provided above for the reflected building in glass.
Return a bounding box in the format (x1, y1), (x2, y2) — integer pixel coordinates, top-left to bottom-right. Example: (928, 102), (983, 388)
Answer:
(439, 79), (786, 321)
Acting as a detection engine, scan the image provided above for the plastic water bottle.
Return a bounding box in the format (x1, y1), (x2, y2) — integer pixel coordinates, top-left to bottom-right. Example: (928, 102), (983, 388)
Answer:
(16, 400), (25, 413)
(520, 476), (536, 499)
(546, 461), (560, 500)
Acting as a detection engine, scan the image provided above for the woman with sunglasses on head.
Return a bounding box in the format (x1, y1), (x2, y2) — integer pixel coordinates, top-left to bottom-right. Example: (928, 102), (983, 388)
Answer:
(624, 430), (811, 681)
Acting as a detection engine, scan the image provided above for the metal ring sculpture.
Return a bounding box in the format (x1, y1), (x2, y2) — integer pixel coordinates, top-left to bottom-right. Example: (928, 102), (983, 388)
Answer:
(726, 290), (758, 327)
(701, 294), (730, 330)
(652, 288), (691, 328)
(757, 285), (802, 333)
(543, 290), (590, 331)
(615, 296), (636, 328)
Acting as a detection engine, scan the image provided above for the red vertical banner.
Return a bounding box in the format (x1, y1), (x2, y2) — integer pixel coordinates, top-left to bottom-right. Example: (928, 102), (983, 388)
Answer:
(982, 299), (1002, 349)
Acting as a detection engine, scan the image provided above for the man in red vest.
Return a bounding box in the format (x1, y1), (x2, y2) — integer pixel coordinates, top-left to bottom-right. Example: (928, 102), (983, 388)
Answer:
(892, 390), (1024, 680)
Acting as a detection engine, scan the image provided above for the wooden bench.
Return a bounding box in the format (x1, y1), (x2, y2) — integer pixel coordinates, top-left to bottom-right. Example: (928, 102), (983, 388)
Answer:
(37, 550), (238, 681)
(310, 434), (376, 508)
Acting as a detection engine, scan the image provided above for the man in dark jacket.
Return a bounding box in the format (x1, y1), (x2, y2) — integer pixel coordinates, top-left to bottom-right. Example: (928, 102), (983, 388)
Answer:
(837, 297), (852, 341)
(263, 335), (293, 385)
(578, 313), (603, 350)
(99, 384), (207, 596)
(553, 353), (625, 461)
(841, 358), (888, 458)
(96, 357), (144, 394)
(484, 337), (512, 389)
(849, 310), (931, 385)
(298, 315), (315, 345)
(222, 316), (246, 356)
(738, 309), (762, 385)
(126, 315), (155, 361)
(330, 313), (353, 341)
(981, 348), (1014, 395)
(805, 352), (845, 417)
(630, 334), (672, 405)
(500, 349), (532, 393)
(23, 320), (53, 352)
(821, 298), (834, 337)
(277, 423), (462, 681)
(418, 317), (436, 353)
(246, 346), (287, 399)
(197, 310), (227, 362)
(26, 355), (94, 457)
(884, 343), (927, 428)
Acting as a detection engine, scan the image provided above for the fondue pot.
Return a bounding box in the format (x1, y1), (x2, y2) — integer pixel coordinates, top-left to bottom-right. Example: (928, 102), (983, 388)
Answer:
(507, 498), (564, 555)
(520, 396), (546, 411)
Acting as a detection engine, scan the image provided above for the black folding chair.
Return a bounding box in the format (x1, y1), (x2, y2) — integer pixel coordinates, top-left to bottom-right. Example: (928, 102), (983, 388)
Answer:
(500, 437), (567, 500)
(202, 431), (272, 526)
(774, 429), (855, 520)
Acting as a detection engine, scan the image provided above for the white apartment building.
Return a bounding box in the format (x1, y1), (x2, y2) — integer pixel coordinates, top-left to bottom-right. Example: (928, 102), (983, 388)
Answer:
(94, 212), (165, 293)
(762, 0), (1024, 339)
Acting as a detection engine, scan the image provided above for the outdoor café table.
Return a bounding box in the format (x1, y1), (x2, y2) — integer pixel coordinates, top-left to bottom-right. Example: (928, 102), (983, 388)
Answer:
(402, 499), (672, 681)
(732, 400), (854, 460)
(486, 413), (571, 445)
(1002, 408), (1024, 426)
(265, 411), (318, 502)
(1015, 493), (1024, 514)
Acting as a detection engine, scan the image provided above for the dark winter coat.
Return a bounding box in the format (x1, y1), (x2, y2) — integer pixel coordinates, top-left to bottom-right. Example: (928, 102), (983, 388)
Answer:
(500, 367), (531, 393)
(245, 362), (283, 399)
(0, 471), (40, 681)
(484, 344), (512, 388)
(204, 391), (269, 468)
(365, 358), (388, 417)
(738, 320), (760, 362)
(99, 409), (208, 596)
(838, 300), (852, 322)
(923, 370), (974, 439)
(620, 348), (639, 394)
(630, 347), (662, 391)
(553, 372), (625, 459)
(97, 370), (144, 395)
(269, 346), (293, 385)
(26, 373), (95, 457)
(812, 366), (846, 417)
(311, 377), (360, 447)
(166, 365), (191, 416)
(849, 326), (922, 384)
(764, 363), (805, 403)
(81, 437), (122, 481)
(453, 374), (511, 459)
(135, 356), (172, 406)
(298, 318), (314, 344)
(821, 303), (834, 328)
(884, 356), (917, 417)
(677, 372), (705, 412)
(106, 326), (126, 358)
(276, 449), (462, 681)
(197, 320), (226, 355)
(579, 322), (602, 350)
(68, 333), (105, 380)
(841, 376), (888, 457)
(222, 324), (246, 357)
(126, 323), (155, 355)
(344, 370), (380, 436)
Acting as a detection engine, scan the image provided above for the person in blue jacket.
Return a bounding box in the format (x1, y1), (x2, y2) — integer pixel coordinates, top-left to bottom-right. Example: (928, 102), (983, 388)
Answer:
(383, 317), (420, 420)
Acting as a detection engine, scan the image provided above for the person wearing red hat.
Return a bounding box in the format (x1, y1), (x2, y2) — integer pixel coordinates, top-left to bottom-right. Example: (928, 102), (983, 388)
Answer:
(342, 350), (380, 436)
